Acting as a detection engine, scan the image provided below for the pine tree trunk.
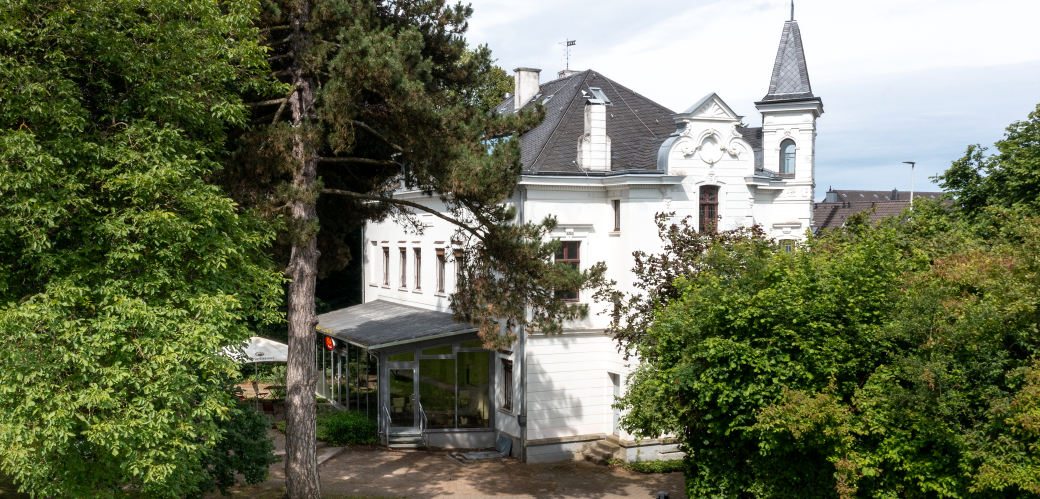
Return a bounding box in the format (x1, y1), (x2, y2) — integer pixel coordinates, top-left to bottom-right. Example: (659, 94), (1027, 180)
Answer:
(284, 1), (322, 497)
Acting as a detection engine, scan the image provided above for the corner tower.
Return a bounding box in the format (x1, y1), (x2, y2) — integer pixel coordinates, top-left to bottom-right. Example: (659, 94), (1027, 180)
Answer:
(755, 14), (822, 187)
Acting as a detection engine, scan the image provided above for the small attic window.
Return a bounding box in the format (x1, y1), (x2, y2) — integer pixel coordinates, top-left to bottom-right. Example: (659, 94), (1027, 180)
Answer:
(542, 94), (554, 105)
(588, 87), (611, 104)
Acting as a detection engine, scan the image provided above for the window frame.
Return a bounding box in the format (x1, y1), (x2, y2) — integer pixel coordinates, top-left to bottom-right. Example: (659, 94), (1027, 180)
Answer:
(413, 248), (422, 290)
(780, 239), (795, 254)
(554, 240), (581, 302)
(436, 249), (446, 293)
(612, 200), (621, 231)
(454, 250), (463, 292)
(699, 185), (720, 233)
(399, 248), (407, 288)
(501, 359), (513, 412)
(382, 247), (390, 286)
(779, 139), (796, 177)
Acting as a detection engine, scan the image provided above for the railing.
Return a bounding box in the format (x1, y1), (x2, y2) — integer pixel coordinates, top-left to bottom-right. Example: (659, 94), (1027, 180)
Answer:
(380, 404), (391, 443)
(417, 401), (429, 449)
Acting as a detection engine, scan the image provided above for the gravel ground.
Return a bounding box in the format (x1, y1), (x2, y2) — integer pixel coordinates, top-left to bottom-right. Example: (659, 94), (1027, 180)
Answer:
(220, 434), (686, 499)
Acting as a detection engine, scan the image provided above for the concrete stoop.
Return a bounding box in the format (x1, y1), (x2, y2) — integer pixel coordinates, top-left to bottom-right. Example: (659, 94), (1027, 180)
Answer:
(583, 439), (622, 465)
(388, 432), (425, 450)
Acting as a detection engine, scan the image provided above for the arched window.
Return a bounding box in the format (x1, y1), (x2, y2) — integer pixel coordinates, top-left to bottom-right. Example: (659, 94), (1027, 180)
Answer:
(699, 185), (719, 233)
(780, 139), (796, 176)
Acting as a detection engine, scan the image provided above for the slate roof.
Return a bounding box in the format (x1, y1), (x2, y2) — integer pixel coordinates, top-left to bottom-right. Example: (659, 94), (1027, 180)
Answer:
(317, 300), (474, 349)
(760, 21), (815, 102)
(737, 127), (763, 150)
(494, 70), (676, 173)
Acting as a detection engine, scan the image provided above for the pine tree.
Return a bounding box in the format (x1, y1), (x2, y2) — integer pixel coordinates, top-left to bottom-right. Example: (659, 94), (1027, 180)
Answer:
(222, 1), (609, 496)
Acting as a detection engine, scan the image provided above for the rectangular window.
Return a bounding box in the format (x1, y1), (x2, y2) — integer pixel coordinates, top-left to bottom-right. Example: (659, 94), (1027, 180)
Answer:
(458, 350), (490, 428)
(699, 185), (720, 233)
(399, 248), (407, 288)
(501, 359), (513, 412)
(454, 250), (463, 291)
(436, 249), (446, 292)
(612, 200), (621, 231)
(780, 240), (794, 253)
(382, 247), (390, 286)
(554, 241), (580, 301)
(414, 248), (422, 289)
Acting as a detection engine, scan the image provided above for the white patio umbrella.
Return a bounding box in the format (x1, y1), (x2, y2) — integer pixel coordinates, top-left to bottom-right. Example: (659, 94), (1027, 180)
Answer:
(226, 336), (289, 410)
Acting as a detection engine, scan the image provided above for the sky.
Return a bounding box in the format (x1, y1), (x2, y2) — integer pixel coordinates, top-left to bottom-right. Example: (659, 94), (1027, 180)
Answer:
(462, 0), (1040, 200)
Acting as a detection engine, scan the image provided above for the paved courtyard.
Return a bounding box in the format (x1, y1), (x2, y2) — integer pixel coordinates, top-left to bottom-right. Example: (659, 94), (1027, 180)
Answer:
(225, 441), (686, 499)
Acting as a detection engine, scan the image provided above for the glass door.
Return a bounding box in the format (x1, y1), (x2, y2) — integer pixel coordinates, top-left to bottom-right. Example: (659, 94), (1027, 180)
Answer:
(388, 368), (416, 431)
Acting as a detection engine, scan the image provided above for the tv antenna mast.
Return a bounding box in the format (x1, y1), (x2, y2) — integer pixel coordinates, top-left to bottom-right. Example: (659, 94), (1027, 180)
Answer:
(559, 39), (576, 70)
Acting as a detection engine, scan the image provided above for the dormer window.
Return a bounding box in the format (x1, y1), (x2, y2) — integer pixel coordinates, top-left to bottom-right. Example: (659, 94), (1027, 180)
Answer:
(780, 139), (796, 176)
(588, 87), (611, 104)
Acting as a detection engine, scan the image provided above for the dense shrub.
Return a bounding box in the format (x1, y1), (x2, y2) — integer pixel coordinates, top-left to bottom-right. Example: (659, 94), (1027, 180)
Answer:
(277, 410), (377, 447)
(317, 410), (379, 446)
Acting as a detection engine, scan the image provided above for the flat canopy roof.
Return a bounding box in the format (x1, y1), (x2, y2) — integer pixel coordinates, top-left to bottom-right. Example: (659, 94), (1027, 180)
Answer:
(317, 300), (475, 350)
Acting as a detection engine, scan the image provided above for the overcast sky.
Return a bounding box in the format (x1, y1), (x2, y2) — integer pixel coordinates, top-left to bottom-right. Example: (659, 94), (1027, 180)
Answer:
(463, 0), (1040, 199)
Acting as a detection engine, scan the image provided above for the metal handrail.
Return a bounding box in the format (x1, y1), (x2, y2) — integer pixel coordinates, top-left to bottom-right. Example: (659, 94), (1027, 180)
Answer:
(381, 404), (391, 441)
(417, 401), (429, 449)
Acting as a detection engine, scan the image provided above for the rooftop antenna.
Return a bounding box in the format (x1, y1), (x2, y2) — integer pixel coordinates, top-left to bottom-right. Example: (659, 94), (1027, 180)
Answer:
(790, 0), (794, 21)
(559, 39), (576, 70)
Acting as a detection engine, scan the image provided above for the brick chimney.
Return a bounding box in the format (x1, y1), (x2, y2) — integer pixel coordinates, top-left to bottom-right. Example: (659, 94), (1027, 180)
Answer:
(513, 68), (541, 110)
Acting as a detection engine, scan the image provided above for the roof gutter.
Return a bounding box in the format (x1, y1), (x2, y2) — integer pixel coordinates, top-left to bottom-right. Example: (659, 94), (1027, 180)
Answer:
(350, 328), (480, 351)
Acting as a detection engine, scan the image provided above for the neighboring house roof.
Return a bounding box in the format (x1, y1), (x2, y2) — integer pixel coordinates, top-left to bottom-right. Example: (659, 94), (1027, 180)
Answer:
(813, 191), (949, 231)
(759, 20), (816, 103)
(830, 190), (945, 202)
(494, 70), (676, 173)
(813, 201), (913, 231)
(317, 300), (474, 349)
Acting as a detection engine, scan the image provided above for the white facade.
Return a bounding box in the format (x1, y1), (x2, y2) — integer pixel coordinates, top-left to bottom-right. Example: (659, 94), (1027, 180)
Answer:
(359, 17), (822, 462)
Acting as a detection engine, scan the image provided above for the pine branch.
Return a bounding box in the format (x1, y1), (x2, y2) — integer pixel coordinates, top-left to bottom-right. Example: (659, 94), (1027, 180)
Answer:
(352, 120), (404, 152)
(245, 98), (287, 107)
(318, 157), (397, 166)
(321, 189), (485, 241)
(264, 35), (292, 47)
(270, 86), (296, 124)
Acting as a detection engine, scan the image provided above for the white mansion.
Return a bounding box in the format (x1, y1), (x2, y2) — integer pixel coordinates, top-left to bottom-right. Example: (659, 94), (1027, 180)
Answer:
(316, 15), (823, 462)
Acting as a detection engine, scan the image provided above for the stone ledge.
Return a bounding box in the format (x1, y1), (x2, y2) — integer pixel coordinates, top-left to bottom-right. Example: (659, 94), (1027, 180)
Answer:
(526, 433), (605, 447)
(605, 434), (679, 448)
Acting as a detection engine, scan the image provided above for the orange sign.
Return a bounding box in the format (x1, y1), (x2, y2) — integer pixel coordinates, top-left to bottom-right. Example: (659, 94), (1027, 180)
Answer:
(324, 336), (336, 351)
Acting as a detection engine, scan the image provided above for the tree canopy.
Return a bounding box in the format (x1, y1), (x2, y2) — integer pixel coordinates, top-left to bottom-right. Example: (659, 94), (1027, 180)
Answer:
(0, 0), (282, 496)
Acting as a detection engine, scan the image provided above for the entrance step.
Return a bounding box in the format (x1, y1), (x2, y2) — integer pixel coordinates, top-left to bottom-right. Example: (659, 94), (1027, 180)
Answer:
(583, 439), (621, 465)
(388, 433), (426, 450)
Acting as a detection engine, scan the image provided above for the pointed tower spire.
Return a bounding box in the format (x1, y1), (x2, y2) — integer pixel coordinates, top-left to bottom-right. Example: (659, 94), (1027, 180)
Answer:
(760, 18), (814, 102)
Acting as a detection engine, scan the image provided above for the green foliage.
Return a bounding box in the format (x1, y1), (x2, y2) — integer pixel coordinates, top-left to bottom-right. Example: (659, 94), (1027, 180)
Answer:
(199, 401), (281, 498)
(619, 208), (1040, 498)
(935, 103), (1040, 218)
(621, 459), (686, 474)
(0, 0), (283, 497)
(316, 410), (379, 446)
(276, 410), (377, 447)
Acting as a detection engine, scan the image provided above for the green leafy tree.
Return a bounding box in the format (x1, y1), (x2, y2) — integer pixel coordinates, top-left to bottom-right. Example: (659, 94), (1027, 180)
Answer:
(618, 207), (1040, 498)
(218, 1), (607, 496)
(0, 0), (283, 497)
(935, 103), (1040, 217)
